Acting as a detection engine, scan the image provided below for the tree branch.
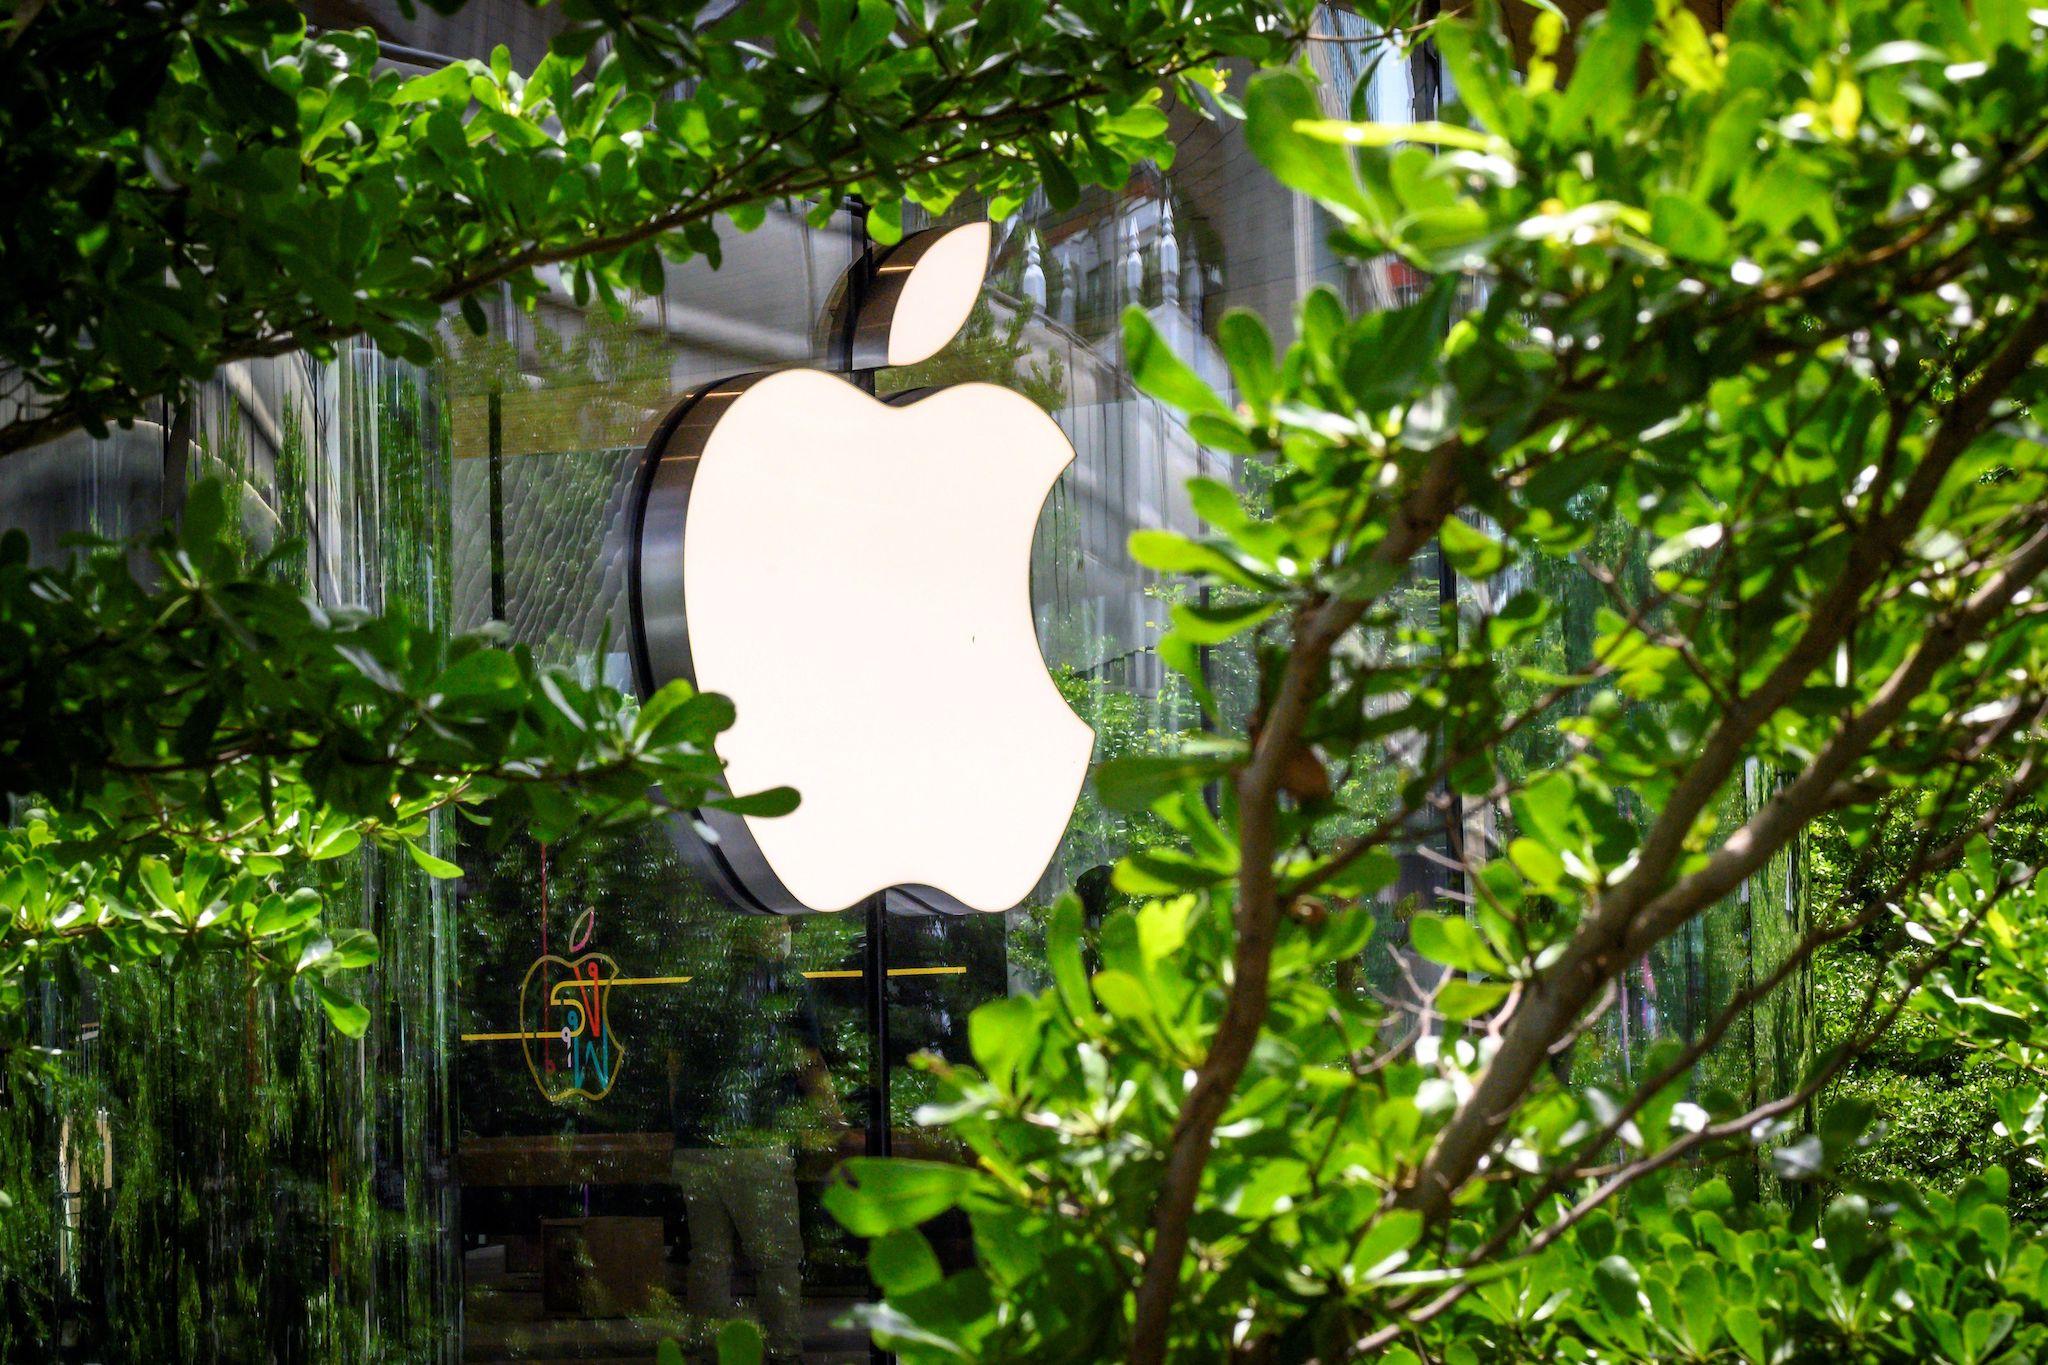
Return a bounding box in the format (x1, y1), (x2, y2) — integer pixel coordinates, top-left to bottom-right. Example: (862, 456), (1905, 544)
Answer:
(1394, 301), (2048, 1227)
(1356, 854), (2033, 1354)
(1125, 439), (1468, 1365)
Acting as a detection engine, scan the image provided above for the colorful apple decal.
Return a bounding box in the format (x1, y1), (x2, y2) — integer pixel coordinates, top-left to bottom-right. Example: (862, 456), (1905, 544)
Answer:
(629, 221), (1094, 913)
(519, 944), (624, 1102)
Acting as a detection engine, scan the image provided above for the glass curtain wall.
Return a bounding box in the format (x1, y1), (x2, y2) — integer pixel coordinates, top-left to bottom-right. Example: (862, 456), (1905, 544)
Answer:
(0, 2), (1808, 1359)
(441, 198), (879, 1361)
(0, 346), (458, 1360)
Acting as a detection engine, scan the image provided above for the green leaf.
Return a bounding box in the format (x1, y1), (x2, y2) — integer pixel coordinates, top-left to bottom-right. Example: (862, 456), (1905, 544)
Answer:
(1693, 89), (1768, 197)
(1819, 1096), (1877, 1155)
(1091, 968), (1156, 1022)
(1594, 1255), (1643, 1318)
(1435, 979), (1509, 1020)
(296, 936), (335, 973)
(1350, 1210), (1422, 1281)
(1690, 1177), (1734, 1213)
(137, 858), (181, 915)
(309, 981), (370, 1038)
(327, 928), (380, 970)
(309, 825), (362, 861)
(1726, 1306), (1767, 1363)
(1038, 144), (1080, 212)
(1507, 837), (1565, 889)
(1440, 516), (1507, 579)
(869, 1229), (944, 1297)
(1217, 308), (1278, 412)
(824, 1159), (975, 1237)
(639, 688), (736, 746)
(1123, 307), (1227, 418)
(1553, 0), (1652, 134)
(1823, 1193), (1873, 1269)
(180, 478), (232, 561)
(1225, 1158), (1308, 1218)
(393, 63), (470, 105)
(251, 888), (322, 937)
(1094, 751), (1236, 812)
(1046, 894), (1096, 1023)
(868, 200), (904, 247)
(1651, 193), (1729, 263)
(430, 648), (521, 700)
(1115, 848), (1229, 894)
(633, 678), (700, 742)
(968, 994), (1038, 1092)
(1409, 914), (1505, 975)
(714, 1320), (763, 1365)
(1104, 104), (1169, 140)
(1676, 1260), (1721, 1352)
(606, 91), (654, 133)
(712, 786), (800, 818)
(1245, 70), (1370, 224)
(404, 840), (463, 880)
(1169, 599), (1277, 645)
(1127, 529), (1282, 590)
(1293, 119), (1500, 153)
(1307, 847), (1399, 900)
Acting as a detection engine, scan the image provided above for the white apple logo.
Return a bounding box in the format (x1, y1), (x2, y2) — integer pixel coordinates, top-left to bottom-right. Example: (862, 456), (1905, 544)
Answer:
(630, 222), (1094, 913)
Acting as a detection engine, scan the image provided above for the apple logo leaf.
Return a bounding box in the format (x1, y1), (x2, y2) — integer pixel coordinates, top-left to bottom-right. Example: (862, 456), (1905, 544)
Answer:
(863, 220), (991, 368)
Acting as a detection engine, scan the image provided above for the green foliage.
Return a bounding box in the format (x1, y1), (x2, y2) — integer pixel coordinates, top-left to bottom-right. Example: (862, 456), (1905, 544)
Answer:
(654, 1317), (767, 1364)
(829, 893), (1399, 1359)
(836, 857), (2047, 1360)
(0, 480), (770, 1051)
(831, 0), (2048, 1357)
(1811, 789), (2048, 1217)
(1494, 1169), (2048, 1363)
(0, 0), (1309, 455)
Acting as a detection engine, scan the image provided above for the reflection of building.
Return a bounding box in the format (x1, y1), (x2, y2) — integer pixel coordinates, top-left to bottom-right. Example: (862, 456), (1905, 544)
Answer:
(0, 2), (1805, 1360)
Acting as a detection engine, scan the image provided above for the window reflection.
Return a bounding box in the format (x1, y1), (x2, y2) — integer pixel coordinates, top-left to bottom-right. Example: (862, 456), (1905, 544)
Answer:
(455, 825), (875, 1360)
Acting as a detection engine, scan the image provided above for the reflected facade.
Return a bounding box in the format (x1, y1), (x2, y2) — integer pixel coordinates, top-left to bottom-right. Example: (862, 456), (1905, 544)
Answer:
(0, 2), (1808, 1359)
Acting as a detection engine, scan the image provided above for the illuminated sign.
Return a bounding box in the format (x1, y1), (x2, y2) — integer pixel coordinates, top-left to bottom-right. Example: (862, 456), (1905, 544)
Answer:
(629, 222), (1092, 913)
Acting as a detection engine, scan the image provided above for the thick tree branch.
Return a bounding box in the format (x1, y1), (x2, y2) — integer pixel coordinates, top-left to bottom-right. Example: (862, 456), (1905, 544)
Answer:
(1451, 723), (2039, 1281)
(1125, 441), (1467, 1365)
(1356, 853), (2033, 1354)
(1394, 302), (2048, 1227)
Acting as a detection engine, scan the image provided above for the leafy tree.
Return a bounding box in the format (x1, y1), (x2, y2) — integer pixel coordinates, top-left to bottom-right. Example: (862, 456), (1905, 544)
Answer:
(0, 0), (1305, 457)
(822, 0), (2048, 1358)
(1810, 788), (2048, 1219)
(0, 481), (784, 1049)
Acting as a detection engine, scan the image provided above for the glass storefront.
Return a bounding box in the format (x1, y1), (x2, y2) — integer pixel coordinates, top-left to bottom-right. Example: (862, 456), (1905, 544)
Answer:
(0, 3), (1807, 1359)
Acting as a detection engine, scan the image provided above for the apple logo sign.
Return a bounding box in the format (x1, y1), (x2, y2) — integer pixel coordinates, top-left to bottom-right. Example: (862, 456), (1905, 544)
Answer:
(628, 221), (1094, 914)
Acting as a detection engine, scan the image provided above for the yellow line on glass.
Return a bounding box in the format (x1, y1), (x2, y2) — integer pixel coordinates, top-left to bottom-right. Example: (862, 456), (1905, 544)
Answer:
(460, 965), (968, 1041)
(546, 973), (694, 1003)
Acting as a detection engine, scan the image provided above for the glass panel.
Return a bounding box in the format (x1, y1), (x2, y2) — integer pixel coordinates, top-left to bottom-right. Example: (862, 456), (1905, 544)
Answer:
(453, 836), (874, 1361)
(0, 344), (458, 1359)
(442, 210), (875, 1362)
